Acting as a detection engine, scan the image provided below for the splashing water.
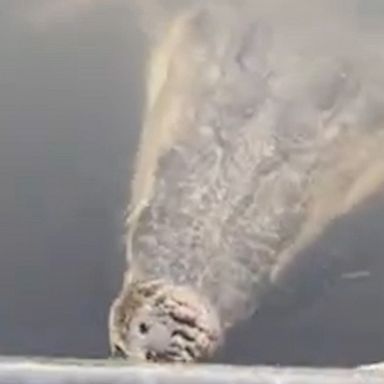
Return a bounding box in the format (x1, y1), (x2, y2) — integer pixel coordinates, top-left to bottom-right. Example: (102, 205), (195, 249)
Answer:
(110, 0), (384, 362)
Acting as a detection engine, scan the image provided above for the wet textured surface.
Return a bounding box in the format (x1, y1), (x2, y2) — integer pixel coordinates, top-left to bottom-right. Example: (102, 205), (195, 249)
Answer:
(109, 281), (221, 362)
(115, 1), (384, 363)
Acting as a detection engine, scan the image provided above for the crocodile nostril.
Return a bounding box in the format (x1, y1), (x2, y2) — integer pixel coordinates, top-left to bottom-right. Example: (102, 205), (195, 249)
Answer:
(139, 322), (149, 334)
